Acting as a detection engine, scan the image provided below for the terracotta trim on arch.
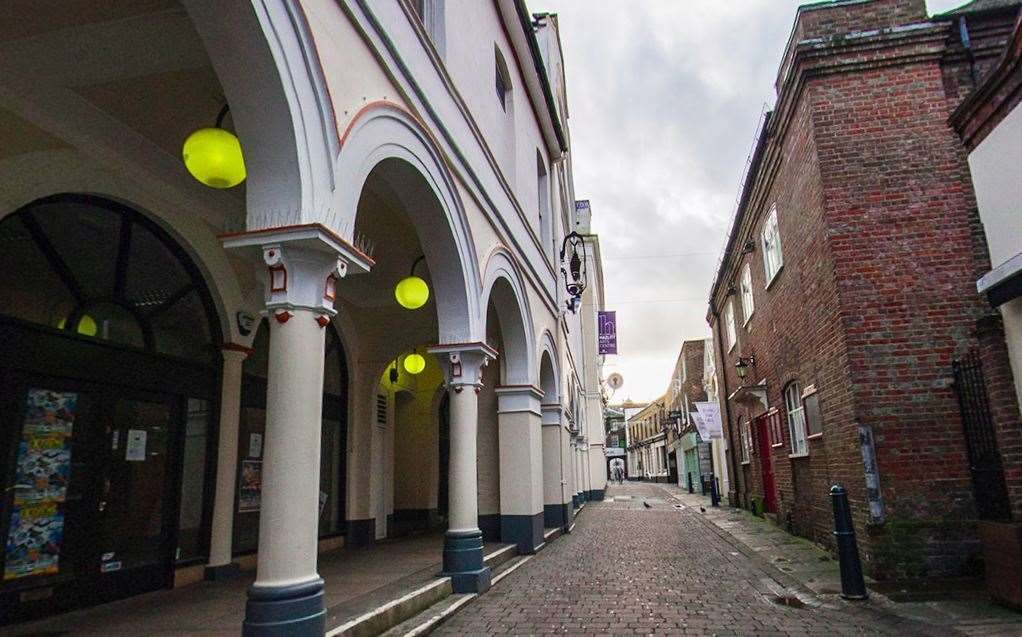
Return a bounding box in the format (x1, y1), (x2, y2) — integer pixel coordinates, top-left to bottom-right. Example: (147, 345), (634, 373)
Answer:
(222, 342), (256, 355)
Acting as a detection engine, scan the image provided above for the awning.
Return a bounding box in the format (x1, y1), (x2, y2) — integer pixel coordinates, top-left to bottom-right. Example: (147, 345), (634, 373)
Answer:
(728, 383), (769, 412)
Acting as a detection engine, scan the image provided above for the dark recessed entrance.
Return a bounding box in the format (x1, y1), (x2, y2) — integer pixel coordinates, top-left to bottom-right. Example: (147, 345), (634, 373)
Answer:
(0, 194), (221, 623)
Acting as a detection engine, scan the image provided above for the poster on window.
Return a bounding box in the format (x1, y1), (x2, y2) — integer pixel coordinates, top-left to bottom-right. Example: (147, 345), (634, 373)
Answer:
(598, 311), (617, 355)
(238, 460), (263, 513)
(4, 389), (76, 580)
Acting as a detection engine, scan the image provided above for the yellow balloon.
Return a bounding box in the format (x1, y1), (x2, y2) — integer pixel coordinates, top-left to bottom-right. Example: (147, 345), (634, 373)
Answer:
(403, 353), (426, 375)
(395, 276), (430, 310)
(182, 127), (246, 189)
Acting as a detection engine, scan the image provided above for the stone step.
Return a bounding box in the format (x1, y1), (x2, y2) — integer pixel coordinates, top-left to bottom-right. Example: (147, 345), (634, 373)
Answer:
(325, 543), (517, 637)
(379, 553), (534, 637)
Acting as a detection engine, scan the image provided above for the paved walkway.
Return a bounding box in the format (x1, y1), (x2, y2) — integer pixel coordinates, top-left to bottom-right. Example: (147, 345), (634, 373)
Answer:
(436, 482), (1021, 636)
(8, 532), (501, 636)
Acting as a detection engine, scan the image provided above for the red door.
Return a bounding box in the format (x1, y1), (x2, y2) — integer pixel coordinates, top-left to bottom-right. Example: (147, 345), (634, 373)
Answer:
(754, 414), (777, 513)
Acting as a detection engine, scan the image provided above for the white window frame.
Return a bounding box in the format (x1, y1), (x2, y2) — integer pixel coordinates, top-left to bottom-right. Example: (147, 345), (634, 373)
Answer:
(724, 299), (737, 351)
(740, 262), (754, 324)
(739, 419), (751, 464)
(785, 382), (808, 457)
(761, 205), (784, 286)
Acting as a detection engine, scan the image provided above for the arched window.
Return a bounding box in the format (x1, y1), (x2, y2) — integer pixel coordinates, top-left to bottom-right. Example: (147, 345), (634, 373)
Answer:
(0, 194), (219, 362)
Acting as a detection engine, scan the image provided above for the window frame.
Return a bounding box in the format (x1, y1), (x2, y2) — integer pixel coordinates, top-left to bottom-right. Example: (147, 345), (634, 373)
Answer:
(724, 299), (737, 352)
(784, 381), (809, 457)
(803, 386), (823, 439)
(740, 262), (755, 325)
(767, 408), (784, 448)
(761, 205), (784, 287)
(739, 418), (751, 464)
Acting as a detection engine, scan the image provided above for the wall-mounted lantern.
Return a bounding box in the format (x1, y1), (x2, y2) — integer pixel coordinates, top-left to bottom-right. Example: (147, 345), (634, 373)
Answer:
(560, 231), (588, 312)
(735, 355), (756, 380)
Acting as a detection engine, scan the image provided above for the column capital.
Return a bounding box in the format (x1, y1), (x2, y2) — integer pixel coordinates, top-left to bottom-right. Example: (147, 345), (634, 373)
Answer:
(495, 385), (543, 415)
(541, 403), (564, 426)
(428, 342), (497, 391)
(221, 224), (374, 320)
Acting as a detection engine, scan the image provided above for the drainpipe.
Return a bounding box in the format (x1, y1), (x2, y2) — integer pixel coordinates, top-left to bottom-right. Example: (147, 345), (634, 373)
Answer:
(710, 300), (740, 507)
(959, 16), (979, 88)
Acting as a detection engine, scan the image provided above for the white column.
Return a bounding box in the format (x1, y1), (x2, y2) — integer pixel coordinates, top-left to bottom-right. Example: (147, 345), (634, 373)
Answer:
(542, 404), (570, 530)
(206, 346), (248, 577)
(496, 386), (545, 553)
(429, 343), (496, 593)
(222, 229), (369, 637)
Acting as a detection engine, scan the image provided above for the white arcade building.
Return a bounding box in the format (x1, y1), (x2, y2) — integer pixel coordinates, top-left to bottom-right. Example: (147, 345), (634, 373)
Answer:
(0, 1), (608, 633)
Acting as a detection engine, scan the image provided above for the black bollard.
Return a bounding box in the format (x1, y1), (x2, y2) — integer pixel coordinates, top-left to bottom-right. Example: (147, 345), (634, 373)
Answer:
(710, 473), (720, 507)
(687, 472), (694, 494)
(831, 484), (868, 600)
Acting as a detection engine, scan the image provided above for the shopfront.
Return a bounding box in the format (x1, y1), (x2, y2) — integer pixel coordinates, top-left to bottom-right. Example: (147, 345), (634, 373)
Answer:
(0, 195), (221, 621)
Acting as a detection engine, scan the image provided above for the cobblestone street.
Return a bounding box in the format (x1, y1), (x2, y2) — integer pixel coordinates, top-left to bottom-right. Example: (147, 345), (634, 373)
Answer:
(435, 482), (941, 636)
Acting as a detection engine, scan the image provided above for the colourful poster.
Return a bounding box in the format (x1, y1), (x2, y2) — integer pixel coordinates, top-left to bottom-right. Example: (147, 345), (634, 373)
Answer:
(4, 389), (76, 581)
(238, 460), (262, 513)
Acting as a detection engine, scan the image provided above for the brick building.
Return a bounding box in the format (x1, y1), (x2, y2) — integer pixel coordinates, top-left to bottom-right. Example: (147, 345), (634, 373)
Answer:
(625, 397), (668, 481)
(665, 340), (709, 490)
(707, 0), (1022, 580)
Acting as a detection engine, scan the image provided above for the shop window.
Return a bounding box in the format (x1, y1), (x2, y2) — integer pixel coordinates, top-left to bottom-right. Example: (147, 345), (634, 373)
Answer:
(761, 205), (784, 285)
(785, 382), (808, 456)
(0, 195), (218, 363)
(803, 387), (823, 438)
(177, 398), (210, 562)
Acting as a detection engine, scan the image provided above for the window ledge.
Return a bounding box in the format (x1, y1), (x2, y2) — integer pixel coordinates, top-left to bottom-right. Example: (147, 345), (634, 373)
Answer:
(788, 452), (809, 459)
(764, 264), (784, 291)
(806, 433), (823, 440)
(771, 442), (784, 448)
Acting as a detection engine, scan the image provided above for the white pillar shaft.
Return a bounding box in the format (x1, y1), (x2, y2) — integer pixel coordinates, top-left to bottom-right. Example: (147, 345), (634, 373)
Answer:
(448, 387), (480, 534)
(208, 349), (247, 567)
(255, 310), (325, 588)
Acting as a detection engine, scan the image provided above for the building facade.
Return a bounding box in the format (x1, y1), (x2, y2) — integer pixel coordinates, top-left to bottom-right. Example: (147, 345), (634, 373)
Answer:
(665, 340), (708, 491)
(626, 397), (668, 482)
(0, 1), (605, 632)
(950, 9), (1022, 606)
(707, 0), (1022, 581)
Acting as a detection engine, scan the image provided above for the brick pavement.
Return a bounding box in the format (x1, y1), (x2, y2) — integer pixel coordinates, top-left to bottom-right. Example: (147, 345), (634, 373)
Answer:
(435, 482), (944, 636)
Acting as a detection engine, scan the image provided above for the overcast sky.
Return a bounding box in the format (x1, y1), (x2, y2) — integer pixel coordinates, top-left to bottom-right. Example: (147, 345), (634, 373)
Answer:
(533, 0), (968, 403)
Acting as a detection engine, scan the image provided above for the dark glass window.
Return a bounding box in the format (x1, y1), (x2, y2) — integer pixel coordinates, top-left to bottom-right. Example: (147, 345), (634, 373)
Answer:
(0, 195), (218, 362)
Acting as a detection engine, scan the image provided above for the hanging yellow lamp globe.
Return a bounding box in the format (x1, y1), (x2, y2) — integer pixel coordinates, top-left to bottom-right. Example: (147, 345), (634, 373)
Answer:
(182, 127), (246, 189)
(57, 314), (98, 337)
(395, 276), (429, 310)
(403, 353), (426, 375)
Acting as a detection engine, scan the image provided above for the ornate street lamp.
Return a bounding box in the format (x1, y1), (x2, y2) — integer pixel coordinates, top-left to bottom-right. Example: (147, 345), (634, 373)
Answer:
(735, 355), (756, 380)
(182, 104), (246, 189)
(395, 255), (430, 310)
(559, 231), (588, 312)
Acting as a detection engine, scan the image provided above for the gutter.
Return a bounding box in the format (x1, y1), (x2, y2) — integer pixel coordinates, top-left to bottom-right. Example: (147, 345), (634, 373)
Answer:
(511, 0), (569, 153)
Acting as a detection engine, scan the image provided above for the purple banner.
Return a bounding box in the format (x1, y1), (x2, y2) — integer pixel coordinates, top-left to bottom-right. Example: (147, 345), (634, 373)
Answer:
(598, 311), (617, 355)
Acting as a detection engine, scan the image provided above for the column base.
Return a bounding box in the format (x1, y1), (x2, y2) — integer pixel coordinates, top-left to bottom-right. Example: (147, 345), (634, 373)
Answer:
(572, 494), (579, 509)
(204, 562), (241, 581)
(501, 512), (545, 554)
(586, 489), (605, 502)
(478, 514), (501, 542)
(442, 530), (491, 594)
(346, 519), (375, 548)
(243, 578), (325, 637)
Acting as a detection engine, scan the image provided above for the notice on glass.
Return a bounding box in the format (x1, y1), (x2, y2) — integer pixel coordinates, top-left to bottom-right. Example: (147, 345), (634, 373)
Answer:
(238, 460), (262, 513)
(249, 433), (263, 459)
(125, 429), (147, 461)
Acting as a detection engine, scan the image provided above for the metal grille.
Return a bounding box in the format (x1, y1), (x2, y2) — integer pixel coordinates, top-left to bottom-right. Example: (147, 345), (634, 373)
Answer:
(376, 394), (387, 425)
(952, 350), (1012, 521)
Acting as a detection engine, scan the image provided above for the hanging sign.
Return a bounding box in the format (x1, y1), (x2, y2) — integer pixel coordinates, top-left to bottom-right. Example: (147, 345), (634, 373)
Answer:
(689, 410), (710, 441)
(4, 389), (77, 581)
(598, 311), (617, 355)
(694, 401), (724, 439)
